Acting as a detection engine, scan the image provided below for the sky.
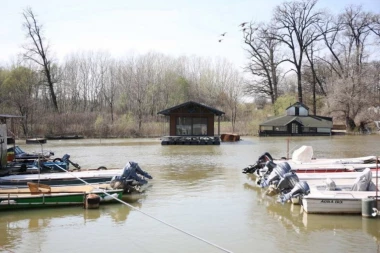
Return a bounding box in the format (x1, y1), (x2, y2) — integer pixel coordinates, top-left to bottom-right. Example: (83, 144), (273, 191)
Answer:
(1, 0), (380, 70)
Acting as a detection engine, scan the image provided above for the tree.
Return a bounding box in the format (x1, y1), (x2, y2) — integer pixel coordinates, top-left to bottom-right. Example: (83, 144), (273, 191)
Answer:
(3, 66), (38, 135)
(271, 0), (324, 103)
(321, 6), (377, 129)
(22, 7), (59, 112)
(242, 23), (284, 104)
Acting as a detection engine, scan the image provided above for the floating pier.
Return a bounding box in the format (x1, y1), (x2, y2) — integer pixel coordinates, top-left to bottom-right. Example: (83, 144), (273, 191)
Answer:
(161, 136), (221, 145)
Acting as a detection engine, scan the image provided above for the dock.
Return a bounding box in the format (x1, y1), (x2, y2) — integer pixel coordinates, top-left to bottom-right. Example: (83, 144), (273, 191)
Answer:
(161, 136), (221, 145)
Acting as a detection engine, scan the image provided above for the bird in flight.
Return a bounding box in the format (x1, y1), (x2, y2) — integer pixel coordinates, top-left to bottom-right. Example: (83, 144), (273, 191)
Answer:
(219, 39), (223, 42)
(239, 22), (248, 27)
(220, 32), (227, 36)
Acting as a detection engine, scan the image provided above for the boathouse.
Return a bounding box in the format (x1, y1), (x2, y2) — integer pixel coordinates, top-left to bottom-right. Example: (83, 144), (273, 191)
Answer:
(0, 114), (24, 168)
(157, 101), (225, 145)
(258, 102), (333, 136)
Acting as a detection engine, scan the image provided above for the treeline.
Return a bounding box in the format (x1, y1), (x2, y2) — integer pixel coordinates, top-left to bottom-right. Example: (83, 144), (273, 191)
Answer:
(1, 0), (380, 138)
(0, 51), (246, 137)
(243, 0), (380, 130)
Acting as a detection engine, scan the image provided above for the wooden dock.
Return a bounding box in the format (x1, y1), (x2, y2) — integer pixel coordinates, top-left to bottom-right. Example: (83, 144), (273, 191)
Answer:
(161, 136), (221, 145)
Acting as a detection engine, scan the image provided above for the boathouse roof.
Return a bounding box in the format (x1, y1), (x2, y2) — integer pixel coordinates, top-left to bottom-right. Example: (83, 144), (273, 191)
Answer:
(260, 115), (333, 128)
(157, 101), (225, 116)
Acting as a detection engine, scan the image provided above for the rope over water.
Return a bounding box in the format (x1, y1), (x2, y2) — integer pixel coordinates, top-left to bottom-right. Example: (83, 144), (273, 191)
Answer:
(52, 165), (233, 253)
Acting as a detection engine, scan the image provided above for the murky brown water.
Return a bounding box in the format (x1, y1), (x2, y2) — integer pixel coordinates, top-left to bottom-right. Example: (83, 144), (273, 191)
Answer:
(1, 136), (379, 253)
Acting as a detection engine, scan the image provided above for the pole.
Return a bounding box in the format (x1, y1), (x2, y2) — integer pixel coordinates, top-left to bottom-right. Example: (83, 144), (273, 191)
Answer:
(287, 137), (289, 159)
(376, 156), (378, 209)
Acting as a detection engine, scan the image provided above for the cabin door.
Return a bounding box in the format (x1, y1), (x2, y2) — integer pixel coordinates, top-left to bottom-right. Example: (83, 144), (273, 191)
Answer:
(291, 123), (298, 134)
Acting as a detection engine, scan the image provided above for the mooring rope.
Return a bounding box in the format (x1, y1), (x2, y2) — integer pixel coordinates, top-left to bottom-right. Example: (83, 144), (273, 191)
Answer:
(52, 165), (233, 253)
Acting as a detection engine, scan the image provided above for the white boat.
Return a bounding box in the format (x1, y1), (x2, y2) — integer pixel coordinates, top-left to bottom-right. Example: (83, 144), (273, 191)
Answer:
(300, 168), (380, 214)
(301, 191), (380, 214)
(243, 146), (380, 175)
(0, 169), (124, 187)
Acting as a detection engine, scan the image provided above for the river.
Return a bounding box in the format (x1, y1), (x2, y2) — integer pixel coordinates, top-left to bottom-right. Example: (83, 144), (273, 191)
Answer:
(0, 135), (379, 253)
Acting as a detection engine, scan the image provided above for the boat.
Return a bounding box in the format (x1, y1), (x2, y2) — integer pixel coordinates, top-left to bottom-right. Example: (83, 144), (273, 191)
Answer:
(26, 138), (47, 144)
(299, 168), (380, 214)
(243, 146), (380, 175)
(0, 169), (124, 188)
(45, 134), (84, 140)
(220, 133), (240, 142)
(301, 191), (380, 214)
(0, 183), (123, 211)
(7, 145), (54, 161)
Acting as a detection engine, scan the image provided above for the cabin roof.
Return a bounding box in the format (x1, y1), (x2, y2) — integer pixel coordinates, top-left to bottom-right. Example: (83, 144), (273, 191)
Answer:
(0, 114), (24, 119)
(157, 101), (225, 116)
(285, 102), (309, 110)
(260, 115), (333, 128)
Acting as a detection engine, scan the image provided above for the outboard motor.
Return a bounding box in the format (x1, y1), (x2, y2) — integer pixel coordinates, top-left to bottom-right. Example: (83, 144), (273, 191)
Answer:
(242, 152), (274, 174)
(110, 176), (139, 193)
(276, 172), (300, 193)
(255, 161), (277, 185)
(61, 154), (81, 170)
(258, 152), (274, 162)
(260, 162), (291, 188)
(278, 181), (310, 203)
(242, 162), (261, 174)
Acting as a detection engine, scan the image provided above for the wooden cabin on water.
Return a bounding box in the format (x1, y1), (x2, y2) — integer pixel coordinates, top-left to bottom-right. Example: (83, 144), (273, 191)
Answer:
(157, 101), (225, 145)
(259, 102), (333, 136)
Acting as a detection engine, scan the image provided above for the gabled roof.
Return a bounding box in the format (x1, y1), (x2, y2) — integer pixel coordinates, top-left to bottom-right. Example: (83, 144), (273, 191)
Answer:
(157, 101), (225, 116)
(260, 115), (332, 128)
(286, 102), (309, 110)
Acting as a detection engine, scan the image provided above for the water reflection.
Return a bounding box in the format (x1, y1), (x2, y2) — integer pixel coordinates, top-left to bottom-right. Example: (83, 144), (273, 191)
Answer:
(244, 181), (380, 244)
(0, 203), (138, 249)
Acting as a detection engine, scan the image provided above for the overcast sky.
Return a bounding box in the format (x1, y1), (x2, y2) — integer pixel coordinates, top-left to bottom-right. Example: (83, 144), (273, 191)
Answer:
(1, 0), (380, 69)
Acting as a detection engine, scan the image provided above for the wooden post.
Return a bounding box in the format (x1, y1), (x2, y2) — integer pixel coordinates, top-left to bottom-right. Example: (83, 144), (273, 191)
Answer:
(376, 156), (378, 209)
(287, 138), (290, 159)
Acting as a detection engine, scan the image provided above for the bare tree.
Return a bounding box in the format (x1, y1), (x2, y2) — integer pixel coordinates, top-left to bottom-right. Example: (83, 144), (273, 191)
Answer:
(22, 7), (59, 112)
(271, 0), (324, 103)
(242, 23), (284, 104)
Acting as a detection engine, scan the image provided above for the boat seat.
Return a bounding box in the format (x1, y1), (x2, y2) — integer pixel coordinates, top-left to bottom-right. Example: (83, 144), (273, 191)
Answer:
(27, 182), (51, 194)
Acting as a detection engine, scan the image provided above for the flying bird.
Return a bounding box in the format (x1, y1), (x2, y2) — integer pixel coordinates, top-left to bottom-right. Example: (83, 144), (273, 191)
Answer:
(220, 32), (227, 36)
(218, 39), (223, 43)
(239, 22), (248, 27)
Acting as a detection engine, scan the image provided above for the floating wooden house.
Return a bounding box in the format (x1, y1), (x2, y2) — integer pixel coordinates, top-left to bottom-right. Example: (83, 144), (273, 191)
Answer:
(157, 101), (225, 145)
(259, 102), (333, 136)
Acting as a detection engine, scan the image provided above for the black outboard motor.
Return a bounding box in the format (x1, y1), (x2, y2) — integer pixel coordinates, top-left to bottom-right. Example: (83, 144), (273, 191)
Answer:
(260, 162), (291, 187)
(62, 154), (81, 170)
(242, 162), (261, 174)
(276, 172), (300, 193)
(242, 152), (274, 174)
(278, 181), (310, 203)
(255, 161), (277, 185)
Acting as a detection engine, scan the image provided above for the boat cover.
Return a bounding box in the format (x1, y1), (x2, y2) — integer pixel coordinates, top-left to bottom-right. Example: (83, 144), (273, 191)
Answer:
(324, 178), (337, 191)
(291, 146), (313, 163)
(351, 168), (377, 191)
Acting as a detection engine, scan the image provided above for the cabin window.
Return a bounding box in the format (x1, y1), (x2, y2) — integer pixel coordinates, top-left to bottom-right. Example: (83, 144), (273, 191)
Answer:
(303, 127), (317, 132)
(192, 117), (207, 135)
(176, 117), (207, 136)
(261, 126), (273, 131)
(274, 126), (286, 131)
(291, 123), (298, 133)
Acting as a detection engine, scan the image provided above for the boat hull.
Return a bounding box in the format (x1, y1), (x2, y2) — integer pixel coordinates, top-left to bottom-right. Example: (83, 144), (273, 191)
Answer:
(302, 192), (380, 214)
(0, 189), (123, 211)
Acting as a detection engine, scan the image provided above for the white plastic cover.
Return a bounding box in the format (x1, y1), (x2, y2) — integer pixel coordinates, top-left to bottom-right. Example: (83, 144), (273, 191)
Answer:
(351, 168), (377, 191)
(324, 178), (336, 191)
(291, 146), (314, 163)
